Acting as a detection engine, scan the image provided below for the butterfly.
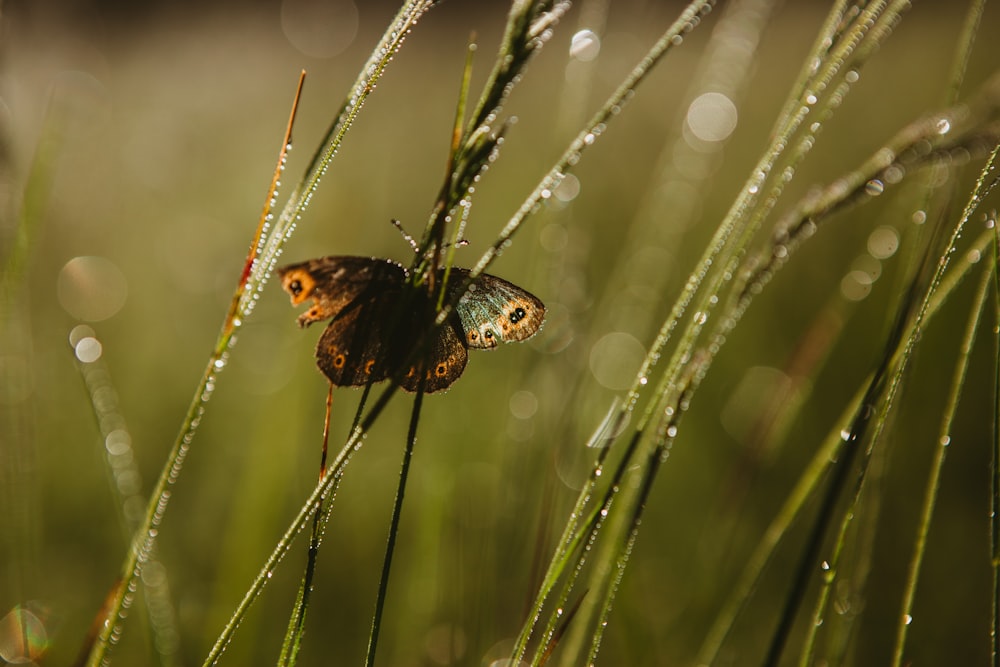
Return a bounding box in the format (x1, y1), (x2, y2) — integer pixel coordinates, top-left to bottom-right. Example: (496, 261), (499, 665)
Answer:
(278, 256), (545, 393)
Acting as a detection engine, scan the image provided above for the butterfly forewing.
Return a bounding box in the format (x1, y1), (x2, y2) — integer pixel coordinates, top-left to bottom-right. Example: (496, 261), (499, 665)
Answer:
(279, 256), (407, 327)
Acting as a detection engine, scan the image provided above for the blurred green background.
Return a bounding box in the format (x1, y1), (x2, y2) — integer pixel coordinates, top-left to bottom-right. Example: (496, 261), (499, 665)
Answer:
(2, 1), (999, 665)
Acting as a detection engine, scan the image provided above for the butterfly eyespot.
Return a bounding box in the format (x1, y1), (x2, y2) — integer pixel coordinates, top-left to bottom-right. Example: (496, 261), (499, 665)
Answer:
(435, 363), (448, 377)
(364, 360), (376, 374)
(289, 280), (303, 296)
(510, 307), (527, 324)
(333, 354), (346, 369)
(469, 331), (479, 341)
(484, 330), (494, 339)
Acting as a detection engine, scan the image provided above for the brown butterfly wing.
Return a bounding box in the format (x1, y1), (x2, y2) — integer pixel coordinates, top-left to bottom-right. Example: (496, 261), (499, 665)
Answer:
(315, 293), (395, 388)
(278, 256), (407, 327)
(442, 268), (546, 349)
(398, 317), (469, 393)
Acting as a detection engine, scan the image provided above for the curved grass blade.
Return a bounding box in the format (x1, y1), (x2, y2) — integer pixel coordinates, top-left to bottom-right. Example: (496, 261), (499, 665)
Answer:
(513, 0), (900, 659)
(799, 140), (1000, 666)
(277, 382), (335, 667)
(695, 226), (995, 665)
(84, 72), (306, 667)
(890, 255), (993, 665)
(992, 214), (1000, 667)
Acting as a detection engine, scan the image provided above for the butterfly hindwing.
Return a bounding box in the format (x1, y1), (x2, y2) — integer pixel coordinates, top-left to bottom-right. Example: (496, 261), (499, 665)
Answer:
(444, 268), (546, 349)
(399, 317), (469, 393)
(315, 292), (397, 388)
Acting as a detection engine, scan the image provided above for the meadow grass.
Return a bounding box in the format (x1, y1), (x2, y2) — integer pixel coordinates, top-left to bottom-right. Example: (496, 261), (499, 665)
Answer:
(2, 1), (1000, 665)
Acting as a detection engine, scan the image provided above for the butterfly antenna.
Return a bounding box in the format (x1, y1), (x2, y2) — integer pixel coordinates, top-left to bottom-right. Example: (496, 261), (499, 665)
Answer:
(390, 219), (419, 253)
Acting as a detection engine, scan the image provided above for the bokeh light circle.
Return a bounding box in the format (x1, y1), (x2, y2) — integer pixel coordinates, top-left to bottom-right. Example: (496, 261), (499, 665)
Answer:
(281, 0), (359, 58)
(589, 332), (646, 391)
(57, 256), (128, 322)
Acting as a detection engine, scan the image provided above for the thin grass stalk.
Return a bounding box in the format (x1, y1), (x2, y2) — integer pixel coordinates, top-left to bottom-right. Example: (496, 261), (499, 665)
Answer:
(521, 0), (866, 649)
(539, 1), (914, 661)
(463, 0), (569, 143)
(696, 228), (995, 664)
(636, 0), (910, 440)
(502, 2), (720, 659)
(573, 459), (657, 667)
(364, 379), (425, 667)
(887, 1), (990, 659)
(768, 340), (898, 666)
(795, 143), (1000, 665)
(84, 74), (306, 667)
(553, 372), (698, 666)
(591, 0), (779, 349)
(202, 381), (395, 666)
(278, 375), (374, 665)
(277, 383), (335, 666)
(991, 216), (1000, 667)
(891, 256), (993, 666)
(944, 0), (987, 106)
(527, 430), (645, 666)
(515, 0), (841, 650)
(208, 312), (471, 667)
(579, 367), (705, 666)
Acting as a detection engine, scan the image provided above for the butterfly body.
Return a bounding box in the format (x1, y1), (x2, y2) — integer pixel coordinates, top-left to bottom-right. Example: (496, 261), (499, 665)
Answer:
(279, 256), (544, 393)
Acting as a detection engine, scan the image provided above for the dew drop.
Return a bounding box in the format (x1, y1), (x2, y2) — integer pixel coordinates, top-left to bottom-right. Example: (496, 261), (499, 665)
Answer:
(569, 29), (601, 61)
(864, 179), (884, 196)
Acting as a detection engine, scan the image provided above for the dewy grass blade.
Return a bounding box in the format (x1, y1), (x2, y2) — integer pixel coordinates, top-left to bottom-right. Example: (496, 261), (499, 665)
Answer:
(504, 1), (719, 660)
(277, 382), (335, 667)
(794, 144), (1000, 666)
(992, 214), (1000, 667)
(84, 73), (306, 667)
(517, 1), (916, 662)
(891, 259), (993, 666)
(695, 227), (996, 665)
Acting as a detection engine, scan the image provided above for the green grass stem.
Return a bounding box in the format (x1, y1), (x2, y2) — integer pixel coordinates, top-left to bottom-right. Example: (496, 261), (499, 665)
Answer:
(694, 225), (995, 665)
(364, 381), (425, 667)
(993, 214), (1000, 667)
(891, 247), (994, 665)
